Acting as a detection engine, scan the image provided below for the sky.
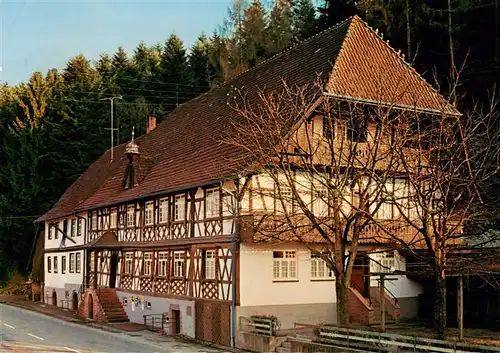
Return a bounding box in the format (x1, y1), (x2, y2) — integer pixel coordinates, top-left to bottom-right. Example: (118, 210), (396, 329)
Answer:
(0, 0), (232, 85)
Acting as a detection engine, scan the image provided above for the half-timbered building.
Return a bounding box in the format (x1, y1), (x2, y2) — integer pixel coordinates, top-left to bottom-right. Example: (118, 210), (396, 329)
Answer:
(37, 16), (459, 347)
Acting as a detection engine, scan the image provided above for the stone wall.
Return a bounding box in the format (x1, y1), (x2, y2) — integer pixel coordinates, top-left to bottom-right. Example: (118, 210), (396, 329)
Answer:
(115, 290), (195, 338)
(347, 288), (374, 325)
(77, 289), (105, 321)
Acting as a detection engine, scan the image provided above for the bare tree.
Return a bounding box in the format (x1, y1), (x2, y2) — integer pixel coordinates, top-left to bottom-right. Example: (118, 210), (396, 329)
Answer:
(379, 91), (500, 338)
(223, 77), (500, 336)
(223, 80), (436, 325)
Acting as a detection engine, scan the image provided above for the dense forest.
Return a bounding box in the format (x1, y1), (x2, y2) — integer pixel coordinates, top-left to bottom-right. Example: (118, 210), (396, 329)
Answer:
(0, 0), (498, 283)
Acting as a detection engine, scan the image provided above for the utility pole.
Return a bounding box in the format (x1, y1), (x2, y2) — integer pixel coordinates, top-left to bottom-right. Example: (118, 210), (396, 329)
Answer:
(101, 96), (122, 162)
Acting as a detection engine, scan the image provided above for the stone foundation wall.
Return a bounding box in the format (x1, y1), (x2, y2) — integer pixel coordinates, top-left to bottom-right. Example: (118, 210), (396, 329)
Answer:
(77, 289), (105, 321)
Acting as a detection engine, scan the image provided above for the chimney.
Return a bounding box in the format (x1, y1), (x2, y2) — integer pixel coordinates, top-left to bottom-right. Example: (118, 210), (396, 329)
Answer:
(147, 115), (157, 133)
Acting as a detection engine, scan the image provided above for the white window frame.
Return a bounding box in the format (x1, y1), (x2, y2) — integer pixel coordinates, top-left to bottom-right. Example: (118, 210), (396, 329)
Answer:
(53, 256), (58, 273)
(173, 251), (185, 277)
(206, 189), (220, 218)
(312, 185), (328, 217)
(145, 201), (154, 226)
(157, 252), (168, 277)
(47, 256), (52, 273)
(76, 253), (81, 273)
(124, 252), (133, 274)
(77, 219), (83, 236)
(276, 185), (293, 214)
(370, 251), (398, 274)
(69, 253), (75, 273)
(159, 198), (168, 224)
(110, 209), (117, 229)
(272, 250), (297, 281)
(71, 219), (76, 237)
(62, 256), (66, 274)
(92, 212), (97, 230)
(127, 205), (135, 227)
(310, 253), (334, 280)
(174, 195), (185, 221)
(204, 250), (216, 280)
(143, 252), (153, 276)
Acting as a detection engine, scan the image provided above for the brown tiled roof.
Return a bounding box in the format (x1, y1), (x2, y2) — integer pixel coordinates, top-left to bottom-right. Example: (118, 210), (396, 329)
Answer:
(38, 16), (457, 222)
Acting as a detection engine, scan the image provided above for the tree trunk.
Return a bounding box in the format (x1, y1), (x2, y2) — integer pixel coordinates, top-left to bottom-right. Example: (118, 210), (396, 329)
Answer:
(434, 271), (447, 339)
(336, 278), (349, 326)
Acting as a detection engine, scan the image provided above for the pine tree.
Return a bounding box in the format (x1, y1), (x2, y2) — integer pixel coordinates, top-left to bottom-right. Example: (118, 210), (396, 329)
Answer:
(189, 34), (212, 95)
(155, 34), (192, 110)
(291, 0), (317, 42)
(317, 0), (359, 31)
(237, 0), (269, 67)
(267, 0), (294, 54)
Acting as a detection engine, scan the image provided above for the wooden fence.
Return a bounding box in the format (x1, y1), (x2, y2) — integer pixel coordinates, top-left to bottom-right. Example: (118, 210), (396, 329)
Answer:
(317, 326), (500, 352)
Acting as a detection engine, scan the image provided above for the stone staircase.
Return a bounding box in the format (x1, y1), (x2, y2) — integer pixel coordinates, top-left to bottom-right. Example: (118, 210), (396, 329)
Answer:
(369, 287), (400, 326)
(276, 339), (292, 353)
(96, 288), (129, 323)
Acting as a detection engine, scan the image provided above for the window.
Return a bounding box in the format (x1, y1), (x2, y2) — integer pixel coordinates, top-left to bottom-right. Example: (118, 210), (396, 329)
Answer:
(48, 225), (53, 240)
(110, 209), (117, 229)
(347, 116), (367, 142)
(70, 253), (75, 273)
(159, 198), (168, 223)
(174, 195), (185, 221)
(76, 253), (81, 273)
(370, 251), (398, 273)
(143, 253), (153, 276)
(173, 251), (185, 277)
(127, 206), (135, 227)
(204, 250), (216, 280)
(312, 186), (328, 217)
(62, 256), (66, 274)
(47, 256), (52, 273)
(206, 189), (220, 218)
(145, 202), (154, 226)
(54, 223), (59, 239)
(276, 186), (293, 214)
(273, 251), (297, 280)
(54, 256), (58, 273)
(310, 253), (333, 280)
(124, 253), (133, 274)
(77, 219), (83, 236)
(71, 219), (76, 237)
(157, 252), (168, 277)
(323, 116), (334, 140)
(63, 220), (68, 238)
(92, 212), (97, 230)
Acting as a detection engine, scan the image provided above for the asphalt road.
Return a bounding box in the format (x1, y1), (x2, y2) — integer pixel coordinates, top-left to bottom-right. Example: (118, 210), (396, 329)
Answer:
(0, 304), (219, 353)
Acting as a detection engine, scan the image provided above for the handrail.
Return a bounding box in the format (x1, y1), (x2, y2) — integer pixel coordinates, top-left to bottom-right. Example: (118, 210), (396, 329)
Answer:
(376, 278), (399, 306)
(143, 313), (170, 335)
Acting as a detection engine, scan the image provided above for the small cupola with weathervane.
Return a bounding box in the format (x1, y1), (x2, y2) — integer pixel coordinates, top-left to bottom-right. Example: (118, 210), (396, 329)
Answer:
(124, 127), (140, 189)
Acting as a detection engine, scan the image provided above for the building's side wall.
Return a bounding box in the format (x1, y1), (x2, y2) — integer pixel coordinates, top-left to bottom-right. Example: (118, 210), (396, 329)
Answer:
(238, 242), (337, 329)
(369, 250), (423, 319)
(44, 212), (87, 249)
(116, 290), (195, 338)
(44, 249), (84, 307)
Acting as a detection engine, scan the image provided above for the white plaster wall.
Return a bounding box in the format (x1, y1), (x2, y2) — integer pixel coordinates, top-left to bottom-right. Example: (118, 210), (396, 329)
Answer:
(44, 250), (84, 289)
(239, 243), (336, 307)
(369, 251), (423, 298)
(44, 212), (87, 249)
(116, 291), (195, 338)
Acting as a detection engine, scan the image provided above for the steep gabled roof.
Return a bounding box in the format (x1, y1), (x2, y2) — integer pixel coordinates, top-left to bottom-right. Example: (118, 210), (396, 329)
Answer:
(37, 16), (457, 222)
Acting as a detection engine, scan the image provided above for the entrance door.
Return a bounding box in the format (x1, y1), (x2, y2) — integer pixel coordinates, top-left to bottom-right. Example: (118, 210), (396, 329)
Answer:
(72, 292), (78, 311)
(109, 253), (118, 289)
(350, 255), (370, 297)
(171, 309), (181, 334)
(52, 291), (57, 306)
(88, 294), (94, 319)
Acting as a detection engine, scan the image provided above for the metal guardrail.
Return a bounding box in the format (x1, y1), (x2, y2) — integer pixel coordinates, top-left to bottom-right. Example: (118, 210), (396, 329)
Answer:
(317, 326), (500, 352)
(239, 316), (274, 336)
(143, 313), (171, 334)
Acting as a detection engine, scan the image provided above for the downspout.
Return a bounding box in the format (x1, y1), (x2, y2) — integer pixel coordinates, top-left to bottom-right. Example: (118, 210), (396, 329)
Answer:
(230, 197), (239, 348)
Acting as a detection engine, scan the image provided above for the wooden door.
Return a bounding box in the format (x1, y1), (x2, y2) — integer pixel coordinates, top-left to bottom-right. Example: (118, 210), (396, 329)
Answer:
(109, 253), (118, 289)
(350, 255), (369, 297)
(172, 309), (181, 334)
